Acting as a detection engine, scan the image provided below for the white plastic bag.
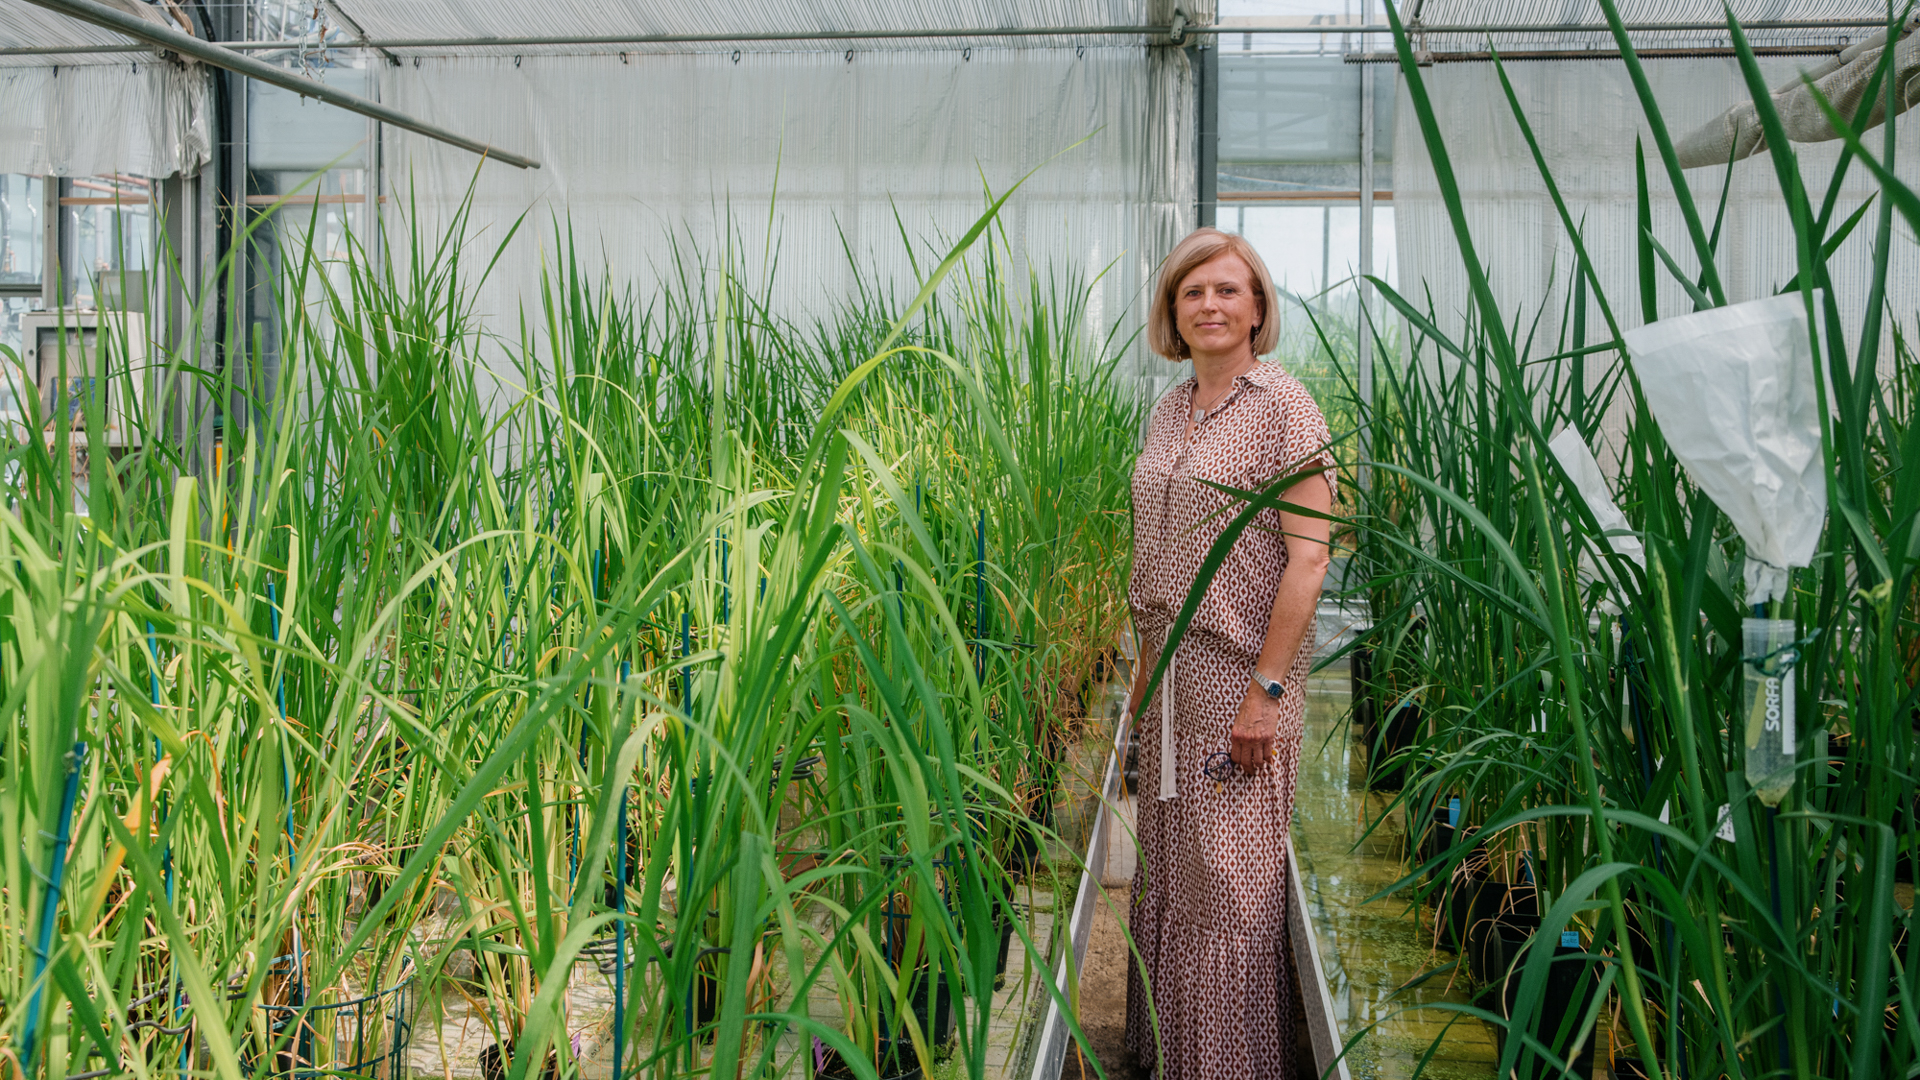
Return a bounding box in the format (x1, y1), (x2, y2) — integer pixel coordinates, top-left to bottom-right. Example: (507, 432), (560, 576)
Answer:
(1548, 428), (1645, 603)
(1621, 293), (1827, 604)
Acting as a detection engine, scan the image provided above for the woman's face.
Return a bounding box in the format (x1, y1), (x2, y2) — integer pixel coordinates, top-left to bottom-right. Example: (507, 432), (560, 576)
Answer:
(1173, 250), (1263, 360)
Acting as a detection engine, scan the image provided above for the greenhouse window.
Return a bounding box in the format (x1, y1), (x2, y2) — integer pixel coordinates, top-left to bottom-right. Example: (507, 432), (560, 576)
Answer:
(0, 174), (48, 352)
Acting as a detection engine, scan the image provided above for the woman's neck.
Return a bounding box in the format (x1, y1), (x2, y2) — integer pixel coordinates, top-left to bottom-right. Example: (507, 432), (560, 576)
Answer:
(1190, 347), (1258, 402)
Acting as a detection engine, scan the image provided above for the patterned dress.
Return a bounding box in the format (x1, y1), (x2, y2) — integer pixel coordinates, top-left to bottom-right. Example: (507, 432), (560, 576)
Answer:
(1123, 362), (1336, 1080)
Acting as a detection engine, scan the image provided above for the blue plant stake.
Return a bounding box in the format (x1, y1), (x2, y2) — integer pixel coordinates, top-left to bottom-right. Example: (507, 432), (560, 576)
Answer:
(499, 567), (515, 666)
(975, 510), (987, 684)
(269, 580), (305, 1035)
(614, 659), (631, 1080)
(572, 553), (603, 888)
(268, 582), (295, 876)
(21, 741), (87, 1073)
(146, 622), (173, 904)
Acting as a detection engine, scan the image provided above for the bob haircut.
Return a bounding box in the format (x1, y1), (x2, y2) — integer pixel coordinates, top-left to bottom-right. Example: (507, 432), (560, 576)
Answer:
(1147, 227), (1281, 360)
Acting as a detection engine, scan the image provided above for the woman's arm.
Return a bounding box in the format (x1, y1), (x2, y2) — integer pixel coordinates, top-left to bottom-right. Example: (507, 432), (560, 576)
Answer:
(1229, 473), (1334, 774)
(1127, 640), (1157, 719)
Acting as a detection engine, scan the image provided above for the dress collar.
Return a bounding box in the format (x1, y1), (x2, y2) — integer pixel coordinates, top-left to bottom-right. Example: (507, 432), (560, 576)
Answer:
(1184, 362), (1281, 424)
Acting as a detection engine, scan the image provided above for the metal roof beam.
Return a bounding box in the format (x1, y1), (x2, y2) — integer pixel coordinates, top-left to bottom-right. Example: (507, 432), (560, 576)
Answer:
(16, 0), (540, 169)
(1, 17), (1895, 58)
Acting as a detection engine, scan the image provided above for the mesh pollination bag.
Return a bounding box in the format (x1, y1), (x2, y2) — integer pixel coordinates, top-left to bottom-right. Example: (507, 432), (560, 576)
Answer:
(1622, 292), (1827, 806)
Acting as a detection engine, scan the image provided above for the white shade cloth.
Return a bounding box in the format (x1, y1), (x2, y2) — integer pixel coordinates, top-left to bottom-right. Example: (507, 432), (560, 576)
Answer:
(379, 45), (1189, 381)
(0, 62), (209, 178)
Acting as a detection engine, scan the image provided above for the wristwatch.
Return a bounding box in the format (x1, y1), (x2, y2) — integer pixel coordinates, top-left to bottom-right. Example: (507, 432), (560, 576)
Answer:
(1252, 670), (1286, 701)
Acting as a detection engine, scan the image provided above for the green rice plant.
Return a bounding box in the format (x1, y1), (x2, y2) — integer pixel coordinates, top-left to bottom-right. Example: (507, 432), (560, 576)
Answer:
(1320, 3), (1920, 1077)
(0, 152), (1139, 1080)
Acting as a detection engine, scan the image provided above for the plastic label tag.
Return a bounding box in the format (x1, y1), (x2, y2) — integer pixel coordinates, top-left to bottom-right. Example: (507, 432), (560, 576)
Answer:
(1714, 804), (1736, 843)
(1560, 931), (1580, 948)
(1448, 797), (1460, 825)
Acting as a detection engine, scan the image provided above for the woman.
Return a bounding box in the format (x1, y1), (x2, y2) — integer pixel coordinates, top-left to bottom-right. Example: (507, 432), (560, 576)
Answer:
(1123, 227), (1336, 1080)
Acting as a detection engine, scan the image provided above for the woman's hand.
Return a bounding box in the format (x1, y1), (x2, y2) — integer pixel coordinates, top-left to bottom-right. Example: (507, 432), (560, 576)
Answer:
(1229, 683), (1280, 775)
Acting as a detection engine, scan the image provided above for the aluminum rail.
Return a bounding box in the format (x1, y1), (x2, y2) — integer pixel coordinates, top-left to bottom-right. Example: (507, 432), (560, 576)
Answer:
(1025, 713), (1124, 1080)
(15, 0), (540, 169)
(0, 17), (1897, 56)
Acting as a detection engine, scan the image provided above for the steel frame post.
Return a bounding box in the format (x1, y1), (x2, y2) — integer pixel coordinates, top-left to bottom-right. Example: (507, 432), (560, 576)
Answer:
(1357, 0), (1375, 494)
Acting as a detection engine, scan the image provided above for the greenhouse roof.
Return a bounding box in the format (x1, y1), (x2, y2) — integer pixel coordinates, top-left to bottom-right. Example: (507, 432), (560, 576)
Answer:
(0, 0), (1169, 66)
(1407, 0), (1901, 52)
(1, 0), (1904, 66)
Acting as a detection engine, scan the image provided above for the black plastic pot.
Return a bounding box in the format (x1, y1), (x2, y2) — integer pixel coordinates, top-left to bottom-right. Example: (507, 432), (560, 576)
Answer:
(1434, 835), (1488, 949)
(1463, 882), (1538, 984)
(479, 1043), (566, 1080)
(1366, 700), (1422, 791)
(814, 1040), (923, 1080)
(1491, 931), (1600, 1080)
(1446, 875), (1512, 956)
(817, 967), (953, 1080)
(1467, 917), (1533, 1011)
(1350, 646), (1376, 747)
(1416, 792), (1461, 869)
(992, 906), (1015, 989)
(904, 967), (954, 1049)
(675, 968), (720, 1041)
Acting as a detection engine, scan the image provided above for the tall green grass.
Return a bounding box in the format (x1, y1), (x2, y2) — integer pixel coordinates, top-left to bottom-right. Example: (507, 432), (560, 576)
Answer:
(0, 181), (1141, 1080)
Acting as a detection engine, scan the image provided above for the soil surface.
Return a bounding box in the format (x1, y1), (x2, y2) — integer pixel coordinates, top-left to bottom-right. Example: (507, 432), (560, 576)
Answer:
(1060, 890), (1151, 1080)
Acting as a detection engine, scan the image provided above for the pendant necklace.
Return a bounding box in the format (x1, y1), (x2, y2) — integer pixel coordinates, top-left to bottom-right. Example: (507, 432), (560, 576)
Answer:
(1191, 382), (1234, 424)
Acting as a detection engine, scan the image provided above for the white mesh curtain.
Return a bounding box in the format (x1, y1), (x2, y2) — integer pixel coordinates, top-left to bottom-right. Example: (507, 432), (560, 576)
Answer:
(378, 37), (1196, 384)
(1393, 56), (1920, 418)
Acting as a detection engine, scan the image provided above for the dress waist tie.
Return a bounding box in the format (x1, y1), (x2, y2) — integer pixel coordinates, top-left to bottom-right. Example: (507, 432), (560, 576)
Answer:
(1159, 639), (1178, 801)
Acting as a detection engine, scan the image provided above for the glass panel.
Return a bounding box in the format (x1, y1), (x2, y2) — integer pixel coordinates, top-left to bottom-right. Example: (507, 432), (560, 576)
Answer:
(244, 166), (371, 394)
(248, 64), (373, 172)
(2, 295), (41, 355)
(1229, 204), (1395, 302)
(1220, 56), (1395, 166)
(1221, 55), (1360, 165)
(1, 175), (45, 289)
(1225, 204), (1397, 443)
(65, 176), (153, 308)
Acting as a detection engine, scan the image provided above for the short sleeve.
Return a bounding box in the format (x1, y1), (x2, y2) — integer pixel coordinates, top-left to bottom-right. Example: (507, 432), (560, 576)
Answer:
(1273, 380), (1338, 504)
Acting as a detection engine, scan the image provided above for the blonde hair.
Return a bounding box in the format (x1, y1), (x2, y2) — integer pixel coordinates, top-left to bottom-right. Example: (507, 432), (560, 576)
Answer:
(1147, 227), (1280, 360)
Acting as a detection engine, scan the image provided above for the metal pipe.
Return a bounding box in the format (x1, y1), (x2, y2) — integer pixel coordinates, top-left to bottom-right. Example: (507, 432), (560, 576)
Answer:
(16, 0), (540, 168)
(1356, 0), (1375, 497)
(1195, 39), (1217, 227)
(1345, 44), (1847, 63)
(0, 18), (1895, 57)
